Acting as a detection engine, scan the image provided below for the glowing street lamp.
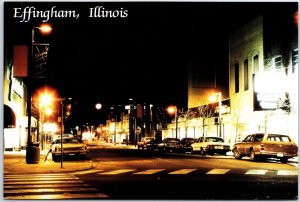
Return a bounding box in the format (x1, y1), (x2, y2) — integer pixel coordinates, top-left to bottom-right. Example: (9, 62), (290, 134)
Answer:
(167, 105), (178, 139)
(209, 92), (222, 138)
(95, 103), (102, 110)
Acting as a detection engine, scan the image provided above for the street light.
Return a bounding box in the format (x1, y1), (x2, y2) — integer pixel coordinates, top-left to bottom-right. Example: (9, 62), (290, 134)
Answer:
(209, 92), (222, 138)
(167, 106), (178, 139)
(26, 23), (52, 164)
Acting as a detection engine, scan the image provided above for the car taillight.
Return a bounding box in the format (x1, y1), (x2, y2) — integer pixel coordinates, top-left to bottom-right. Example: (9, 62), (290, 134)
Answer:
(260, 144), (265, 150)
(207, 145), (213, 149)
(293, 145), (298, 153)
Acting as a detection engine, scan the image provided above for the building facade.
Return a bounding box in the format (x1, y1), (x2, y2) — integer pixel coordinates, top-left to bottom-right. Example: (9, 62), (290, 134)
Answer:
(163, 10), (298, 146)
(4, 45), (30, 151)
(229, 12), (298, 143)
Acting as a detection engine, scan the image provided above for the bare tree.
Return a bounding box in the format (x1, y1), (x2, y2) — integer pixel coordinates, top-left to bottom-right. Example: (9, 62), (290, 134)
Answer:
(178, 109), (195, 138)
(194, 104), (216, 137)
(277, 92), (291, 135)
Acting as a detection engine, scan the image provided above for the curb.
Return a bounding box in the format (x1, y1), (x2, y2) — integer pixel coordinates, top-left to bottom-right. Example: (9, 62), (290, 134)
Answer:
(4, 151), (96, 175)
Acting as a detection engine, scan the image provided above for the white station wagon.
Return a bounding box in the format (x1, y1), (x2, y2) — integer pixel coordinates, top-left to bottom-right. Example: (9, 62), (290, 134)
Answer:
(191, 136), (231, 155)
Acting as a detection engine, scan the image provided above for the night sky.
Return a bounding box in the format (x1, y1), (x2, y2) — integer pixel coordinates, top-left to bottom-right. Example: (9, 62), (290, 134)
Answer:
(4, 1), (298, 125)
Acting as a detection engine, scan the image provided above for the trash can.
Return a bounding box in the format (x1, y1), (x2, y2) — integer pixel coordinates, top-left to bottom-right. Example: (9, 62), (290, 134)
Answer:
(26, 142), (40, 164)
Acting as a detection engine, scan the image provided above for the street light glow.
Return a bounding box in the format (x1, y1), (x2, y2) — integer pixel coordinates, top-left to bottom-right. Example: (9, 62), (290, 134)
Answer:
(167, 106), (176, 114)
(209, 92), (222, 138)
(45, 108), (52, 115)
(167, 105), (178, 139)
(40, 93), (53, 106)
(95, 103), (102, 110)
(38, 23), (52, 34)
(209, 94), (218, 103)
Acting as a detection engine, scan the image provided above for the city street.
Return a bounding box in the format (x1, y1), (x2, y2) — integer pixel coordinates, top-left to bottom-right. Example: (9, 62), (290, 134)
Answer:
(4, 144), (298, 200)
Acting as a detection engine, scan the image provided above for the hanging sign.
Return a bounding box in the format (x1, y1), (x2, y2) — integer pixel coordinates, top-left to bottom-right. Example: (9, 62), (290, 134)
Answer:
(33, 44), (50, 78)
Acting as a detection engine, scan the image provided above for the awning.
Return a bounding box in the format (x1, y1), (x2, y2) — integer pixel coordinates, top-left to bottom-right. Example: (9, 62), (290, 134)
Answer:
(4, 105), (16, 128)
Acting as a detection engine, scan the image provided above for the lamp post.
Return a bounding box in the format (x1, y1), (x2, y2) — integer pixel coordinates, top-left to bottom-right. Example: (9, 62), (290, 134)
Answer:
(167, 106), (178, 139)
(58, 97), (72, 168)
(209, 92), (222, 138)
(26, 24), (52, 164)
(60, 99), (64, 168)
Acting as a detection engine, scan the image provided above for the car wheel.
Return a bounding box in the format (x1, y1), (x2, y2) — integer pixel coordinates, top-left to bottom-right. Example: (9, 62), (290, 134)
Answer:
(52, 154), (58, 162)
(233, 148), (242, 159)
(280, 157), (288, 163)
(200, 148), (205, 156)
(250, 149), (257, 161)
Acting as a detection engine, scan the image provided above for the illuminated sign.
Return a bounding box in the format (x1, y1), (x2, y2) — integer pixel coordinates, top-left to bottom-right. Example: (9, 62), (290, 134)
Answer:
(253, 73), (286, 111)
(12, 78), (24, 98)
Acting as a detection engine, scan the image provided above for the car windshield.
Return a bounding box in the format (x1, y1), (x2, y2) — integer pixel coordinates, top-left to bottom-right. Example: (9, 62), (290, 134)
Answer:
(205, 137), (224, 142)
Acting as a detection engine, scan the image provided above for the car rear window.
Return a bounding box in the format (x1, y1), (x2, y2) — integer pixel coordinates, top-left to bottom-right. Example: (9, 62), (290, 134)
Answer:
(267, 135), (291, 142)
(206, 137), (224, 142)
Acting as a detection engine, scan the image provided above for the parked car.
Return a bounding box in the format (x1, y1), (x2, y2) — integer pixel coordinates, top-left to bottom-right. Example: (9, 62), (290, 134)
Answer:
(191, 136), (230, 155)
(51, 137), (89, 161)
(137, 137), (155, 150)
(146, 139), (161, 151)
(157, 138), (183, 152)
(232, 133), (298, 163)
(181, 137), (197, 153)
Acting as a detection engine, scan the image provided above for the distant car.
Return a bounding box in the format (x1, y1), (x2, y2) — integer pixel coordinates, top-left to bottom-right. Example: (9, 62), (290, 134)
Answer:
(232, 133), (298, 163)
(51, 137), (89, 161)
(146, 139), (161, 151)
(191, 136), (230, 155)
(137, 137), (155, 150)
(157, 138), (183, 152)
(181, 137), (197, 153)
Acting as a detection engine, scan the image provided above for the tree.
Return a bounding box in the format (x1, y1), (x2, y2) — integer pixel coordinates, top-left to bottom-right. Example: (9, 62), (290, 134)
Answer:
(178, 109), (195, 138)
(277, 92), (291, 115)
(277, 92), (292, 136)
(194, 104), (216, 137)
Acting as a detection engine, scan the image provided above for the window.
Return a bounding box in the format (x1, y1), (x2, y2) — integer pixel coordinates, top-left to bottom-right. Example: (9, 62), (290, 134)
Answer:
(253, 55), (259, 74)
(244, 59), (249, 91)
(243, 135), (251, 142)
(234, 63), (239, 93)
(292, 49), (298, 73)
(273, 56), (282, 72)
(253, 134), (263, 142)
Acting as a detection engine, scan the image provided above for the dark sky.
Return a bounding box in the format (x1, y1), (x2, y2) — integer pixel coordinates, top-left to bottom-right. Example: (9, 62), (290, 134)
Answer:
(4, 1), (298, 124)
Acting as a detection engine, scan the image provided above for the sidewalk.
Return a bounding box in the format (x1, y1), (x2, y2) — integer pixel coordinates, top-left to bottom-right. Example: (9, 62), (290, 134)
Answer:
(4, 149), (95, 174)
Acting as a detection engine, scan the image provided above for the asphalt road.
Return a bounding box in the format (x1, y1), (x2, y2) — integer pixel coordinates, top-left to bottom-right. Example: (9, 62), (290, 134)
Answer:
(4, 146), (298, 200)
(72, 146), (298, 200)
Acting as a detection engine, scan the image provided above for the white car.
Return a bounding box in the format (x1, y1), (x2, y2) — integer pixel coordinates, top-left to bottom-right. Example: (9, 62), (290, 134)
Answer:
(51, 137), (88, 161)
(191, 136), (230, 155)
